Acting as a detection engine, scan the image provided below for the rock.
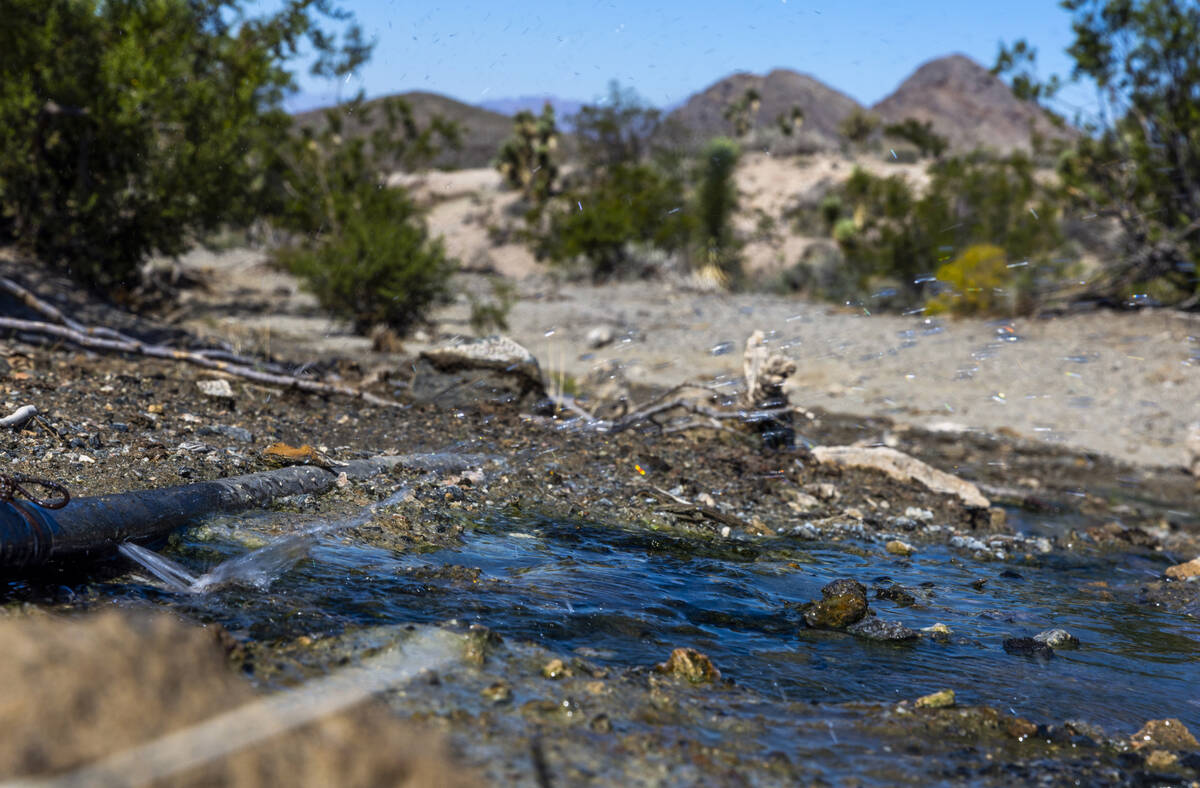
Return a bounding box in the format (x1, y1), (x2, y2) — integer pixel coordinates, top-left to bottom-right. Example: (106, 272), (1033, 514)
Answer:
(421, 335), (541, 383)
(811, 445), (989, 509)
(1145, 749), (1179, 769)
(1034, 628), (1080, 649)
(656, 647), (721, 684)
(1002, 637), (1054, 659)
(202, 424), (254, 443)
(804, 578), (869, 629)
(915, 689), (956, 709)
(876, 583), (917, 607)
(414, 335), (545, 407)
(585, 325), (616, 349)
(904, 506), (933, 522)
(885, 539), (915, 556)
(789, 492), (822, 513)
(197, 378), (235, 399)
(922, 623), (952, 641)
(481, 680), (513, 704)
(1165, 556), (1200, 579)
(541, 658), (569, 679)
(1131, 718), (1199, 751)
(846, 617), (918, 641)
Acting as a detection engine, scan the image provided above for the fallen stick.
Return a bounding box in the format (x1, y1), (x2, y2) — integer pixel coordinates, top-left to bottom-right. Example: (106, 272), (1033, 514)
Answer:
(0, 316), (400, 408)
(0, 274), (290, 373)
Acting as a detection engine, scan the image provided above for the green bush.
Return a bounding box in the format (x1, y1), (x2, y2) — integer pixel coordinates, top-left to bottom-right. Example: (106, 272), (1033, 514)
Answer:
(831, 154), (1063, 307)
(273, 97), (459, 335)
(540, 163), (690, 280)
(275, 182), (452, 335)
(883, 118), (948, 159)
(0, 0), (366, 292)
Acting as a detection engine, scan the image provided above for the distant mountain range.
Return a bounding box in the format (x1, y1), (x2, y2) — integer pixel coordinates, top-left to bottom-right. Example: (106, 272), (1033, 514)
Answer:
(294, 54), (1070, 169)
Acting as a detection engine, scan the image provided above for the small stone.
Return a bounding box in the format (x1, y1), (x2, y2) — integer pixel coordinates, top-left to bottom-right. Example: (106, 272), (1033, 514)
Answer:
(813, 483), (840, 502)
(1165, 556), (1200, 580)
(914, 689), (955, 709)
(590, 713), (613, 733)
(903, 506), (933, 522)
(1131, 718), (1199, 751)
(876, 584), (917, 607)
(1145, 749), (1179, 769)
(885, 539), (915, 556)
(1005, 716), (1038, 739)
(922, 622), (952, 641)
(585, 325), (616, 349)
(481, 680), (513, 704)
(656, 647), (720, 684)
(804, 578), (869, 629)
(197, 379), (235, 399)
(1034, 628), (1080, 649)
(1003, 637), (1054, 659)
(789, 492), (821, 513)
(541, 658), (569, 679)
(846, 617), (918, 641)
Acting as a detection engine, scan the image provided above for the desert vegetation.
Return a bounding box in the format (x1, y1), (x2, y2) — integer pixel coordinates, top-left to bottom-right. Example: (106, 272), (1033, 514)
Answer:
(1, 0), (1196, 337)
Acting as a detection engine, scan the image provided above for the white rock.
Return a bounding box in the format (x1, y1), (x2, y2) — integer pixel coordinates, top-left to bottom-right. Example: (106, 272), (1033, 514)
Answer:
(811, 445), (989, 509)
(197, 379), (235, 399)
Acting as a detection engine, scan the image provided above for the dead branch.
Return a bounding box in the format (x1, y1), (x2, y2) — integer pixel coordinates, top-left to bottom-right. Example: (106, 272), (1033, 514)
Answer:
(0, 274), (290, 373)
(550, 381), (788, 437)
(0, 316), (402, 408)
(0, 405), (38, 430)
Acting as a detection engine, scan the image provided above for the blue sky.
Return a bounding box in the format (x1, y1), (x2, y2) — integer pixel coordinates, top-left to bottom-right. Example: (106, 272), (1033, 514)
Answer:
(286, 1), (1092, 115)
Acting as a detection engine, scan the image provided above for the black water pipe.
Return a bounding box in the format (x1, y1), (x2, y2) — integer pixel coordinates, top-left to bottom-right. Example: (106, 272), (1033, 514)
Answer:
(0, 458), (402, 570)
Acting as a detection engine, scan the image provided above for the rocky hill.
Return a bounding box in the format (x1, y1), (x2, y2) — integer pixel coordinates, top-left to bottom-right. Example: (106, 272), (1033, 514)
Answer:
(871, 54), (1073, 154)
(293, 91), (512, 170)
(665, 69), (862, 152)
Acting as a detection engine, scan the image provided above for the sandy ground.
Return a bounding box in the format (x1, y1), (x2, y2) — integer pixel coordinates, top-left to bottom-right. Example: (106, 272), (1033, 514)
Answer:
(172, 154), (1198, 470)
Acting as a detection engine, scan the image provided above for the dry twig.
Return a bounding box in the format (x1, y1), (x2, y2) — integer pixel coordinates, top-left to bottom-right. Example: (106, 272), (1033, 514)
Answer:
(0, 316), (401, 408)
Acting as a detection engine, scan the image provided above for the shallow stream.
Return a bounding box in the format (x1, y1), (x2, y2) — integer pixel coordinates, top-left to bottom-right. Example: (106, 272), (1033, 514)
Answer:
(101, 487), (1200, 778)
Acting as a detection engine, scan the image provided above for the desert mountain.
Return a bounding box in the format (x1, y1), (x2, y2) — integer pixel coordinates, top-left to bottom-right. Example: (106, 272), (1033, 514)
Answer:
(871, 54), (1072, 153)
(666, 69), (862, 151)
(293, 91), (512, 169)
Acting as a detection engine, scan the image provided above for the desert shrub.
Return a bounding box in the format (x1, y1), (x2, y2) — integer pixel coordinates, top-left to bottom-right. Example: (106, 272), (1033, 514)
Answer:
(0, 0), (366, 292)
(539, 162), (691, 280)
(468, 278), (517, 335)
(839, 109), (880, 148)
(272, 98), (459, 334)
(276, 183), (451, 335)
(723, 88), (761, 138)
(695, 137), (742, 279)
(831, 153), (1063, 308)
(924, 243), (1031, 316)
(819, 195), (843, 230)
(883, 118), (948, 159)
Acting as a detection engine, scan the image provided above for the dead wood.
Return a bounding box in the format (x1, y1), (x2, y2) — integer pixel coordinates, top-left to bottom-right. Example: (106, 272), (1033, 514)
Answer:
(0, 316), (401, 408)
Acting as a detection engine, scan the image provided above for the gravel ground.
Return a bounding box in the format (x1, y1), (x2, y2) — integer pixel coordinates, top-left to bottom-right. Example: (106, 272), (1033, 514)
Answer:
(166, 247), (1198, 469)
(439, 277), (1200, 470)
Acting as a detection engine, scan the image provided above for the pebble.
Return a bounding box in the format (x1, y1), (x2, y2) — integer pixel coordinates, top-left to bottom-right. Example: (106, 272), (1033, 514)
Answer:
(875, 584), (917, 607)
(922, 623), (952, 641)
(904, 507), (934, 522)
(197, 379), (235, 399)
(1131, 718), (1199, 751)
(914, 689), (955, 709)
(885, 539), (915, 556)
(585, 325), (616, 349)
(1034, 628), (1080, 649)
(1165, 556), (1200, 580)
(846, 617), (918, 641)
(1002, 637), (1054, 659)
(804, 578), (868, 629)
(656, 647), (720, 684)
